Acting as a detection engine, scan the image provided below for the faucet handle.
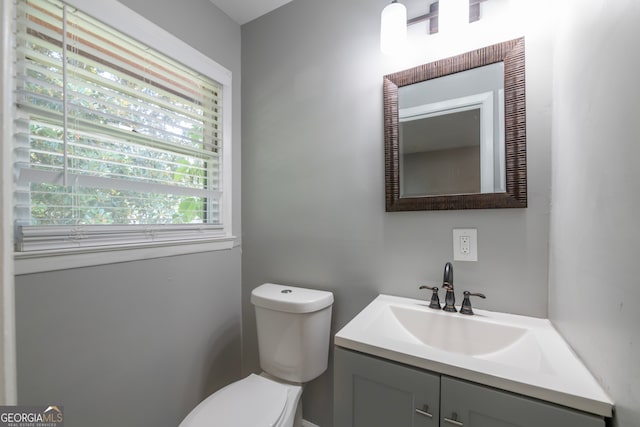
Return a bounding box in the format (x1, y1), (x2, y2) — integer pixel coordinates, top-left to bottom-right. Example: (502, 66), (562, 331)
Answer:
(460, 291), (486, 315)
(419, 285), (442, 310)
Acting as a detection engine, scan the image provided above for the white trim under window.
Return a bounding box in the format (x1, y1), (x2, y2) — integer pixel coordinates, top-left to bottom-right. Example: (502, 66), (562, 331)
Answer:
(14, 237), (236, 275)
(9, 0), (234, 273)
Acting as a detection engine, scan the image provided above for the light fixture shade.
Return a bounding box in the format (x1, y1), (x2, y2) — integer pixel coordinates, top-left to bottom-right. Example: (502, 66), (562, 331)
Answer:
(440, 0), (468, 34)
(380, 1), (407, 55)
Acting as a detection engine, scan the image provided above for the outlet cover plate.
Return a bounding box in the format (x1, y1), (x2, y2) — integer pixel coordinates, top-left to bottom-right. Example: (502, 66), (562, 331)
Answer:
(453, 228), (478, 261)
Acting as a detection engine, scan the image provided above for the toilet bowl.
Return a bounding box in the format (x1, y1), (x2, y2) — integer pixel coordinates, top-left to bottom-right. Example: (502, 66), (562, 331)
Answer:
(179, 283), (333, 427)
(179, 374), (302, 427)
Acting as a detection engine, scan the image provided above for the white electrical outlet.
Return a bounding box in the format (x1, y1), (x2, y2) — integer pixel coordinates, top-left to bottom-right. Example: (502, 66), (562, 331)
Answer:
(453, 228), (478, 261)
(460, 235), (471, 254)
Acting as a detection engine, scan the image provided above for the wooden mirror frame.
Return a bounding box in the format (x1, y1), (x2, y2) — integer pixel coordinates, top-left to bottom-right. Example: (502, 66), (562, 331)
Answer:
(384, 38), (527, 211)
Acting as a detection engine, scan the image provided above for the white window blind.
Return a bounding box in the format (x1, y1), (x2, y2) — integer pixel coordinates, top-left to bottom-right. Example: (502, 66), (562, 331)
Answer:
(13, 0), (229, 252)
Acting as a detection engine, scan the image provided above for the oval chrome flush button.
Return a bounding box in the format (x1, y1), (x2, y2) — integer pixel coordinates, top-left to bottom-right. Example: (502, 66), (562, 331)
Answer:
(281, 289), (292, 294)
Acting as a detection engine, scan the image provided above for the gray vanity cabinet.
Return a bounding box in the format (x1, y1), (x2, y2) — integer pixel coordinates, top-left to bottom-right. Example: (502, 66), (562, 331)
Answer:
(334, 347), (440, 427)
(440, 376), (604, 427)
(334, 347), (606, 427)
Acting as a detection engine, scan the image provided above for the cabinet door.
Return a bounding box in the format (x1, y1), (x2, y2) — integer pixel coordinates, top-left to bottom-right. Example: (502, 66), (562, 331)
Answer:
(334, 347), (440, 427)
(441, 376), (605, 427)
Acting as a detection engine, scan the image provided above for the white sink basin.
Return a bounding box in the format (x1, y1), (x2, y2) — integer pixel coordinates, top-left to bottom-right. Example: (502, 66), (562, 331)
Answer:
(387, 305), (527, 355)
(335, 294), (613, 417)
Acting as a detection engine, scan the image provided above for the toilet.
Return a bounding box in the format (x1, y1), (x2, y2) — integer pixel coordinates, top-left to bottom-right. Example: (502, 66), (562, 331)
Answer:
(179, 283), (334, 427)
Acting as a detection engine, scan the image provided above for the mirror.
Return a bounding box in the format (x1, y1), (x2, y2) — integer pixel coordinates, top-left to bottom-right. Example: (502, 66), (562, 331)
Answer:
(384, 38), (527, 211)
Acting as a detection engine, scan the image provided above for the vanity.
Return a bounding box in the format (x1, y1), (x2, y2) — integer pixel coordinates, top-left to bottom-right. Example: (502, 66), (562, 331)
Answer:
(333, 295), (613, 427)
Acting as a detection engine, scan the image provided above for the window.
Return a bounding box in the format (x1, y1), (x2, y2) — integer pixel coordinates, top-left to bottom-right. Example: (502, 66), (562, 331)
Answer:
(12, 0), (233, 256)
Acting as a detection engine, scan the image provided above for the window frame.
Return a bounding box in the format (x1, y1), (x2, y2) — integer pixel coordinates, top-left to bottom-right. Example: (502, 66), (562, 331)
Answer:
(8, 0), (234, 274)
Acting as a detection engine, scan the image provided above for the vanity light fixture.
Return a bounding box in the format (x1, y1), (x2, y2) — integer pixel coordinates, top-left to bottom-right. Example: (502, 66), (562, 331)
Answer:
(380, 0), (407, 55)
(440, 0), (470, 34)
(380, 0), (488, 53)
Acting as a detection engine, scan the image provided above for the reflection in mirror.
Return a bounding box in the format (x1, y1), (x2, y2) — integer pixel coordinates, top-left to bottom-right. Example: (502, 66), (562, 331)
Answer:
(399, 63), (505, 197)
(384, 38), (526, 211)
(401, 108), (481, 196)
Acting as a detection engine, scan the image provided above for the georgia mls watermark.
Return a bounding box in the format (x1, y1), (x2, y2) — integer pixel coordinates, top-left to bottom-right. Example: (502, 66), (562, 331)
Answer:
(0, 406), (63, 427)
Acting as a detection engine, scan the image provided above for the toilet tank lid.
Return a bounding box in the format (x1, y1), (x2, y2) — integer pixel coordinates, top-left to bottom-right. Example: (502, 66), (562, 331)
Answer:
(251, 283), (334, 313)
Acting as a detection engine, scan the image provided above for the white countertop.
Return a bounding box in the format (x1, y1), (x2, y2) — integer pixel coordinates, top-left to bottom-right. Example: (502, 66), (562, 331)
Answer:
(334, 294), (613, 417)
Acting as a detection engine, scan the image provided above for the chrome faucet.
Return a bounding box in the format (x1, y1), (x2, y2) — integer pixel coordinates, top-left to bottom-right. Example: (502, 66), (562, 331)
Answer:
(442, 262), (456, 312)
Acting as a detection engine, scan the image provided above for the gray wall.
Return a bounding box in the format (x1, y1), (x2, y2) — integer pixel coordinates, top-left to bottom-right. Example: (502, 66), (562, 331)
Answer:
(241, 1), (553, 425)
(548, 0), (640, 426)
(16, 251), (241, 426)
(403, 147), (481, 196)
(15, 1), (243, 426)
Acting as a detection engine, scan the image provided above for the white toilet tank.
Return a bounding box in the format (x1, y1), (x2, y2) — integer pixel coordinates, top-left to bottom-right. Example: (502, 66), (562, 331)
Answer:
(251, 283), (334, 383)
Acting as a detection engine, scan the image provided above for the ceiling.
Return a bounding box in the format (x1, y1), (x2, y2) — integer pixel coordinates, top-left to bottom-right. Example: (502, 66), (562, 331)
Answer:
(209, 0), (294, 25)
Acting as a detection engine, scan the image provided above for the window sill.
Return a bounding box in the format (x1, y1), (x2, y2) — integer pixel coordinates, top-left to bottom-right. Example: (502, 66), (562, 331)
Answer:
(14, 236), (237, 275)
